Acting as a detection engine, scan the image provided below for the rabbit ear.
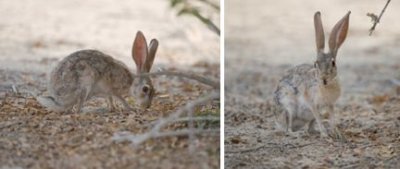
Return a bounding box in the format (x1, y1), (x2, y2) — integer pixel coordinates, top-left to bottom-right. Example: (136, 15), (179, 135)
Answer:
(328, 11), (350, 56)
(314, 11), (325, 54)
(132, 31), (148, 73)
(143, 39), (158, 72)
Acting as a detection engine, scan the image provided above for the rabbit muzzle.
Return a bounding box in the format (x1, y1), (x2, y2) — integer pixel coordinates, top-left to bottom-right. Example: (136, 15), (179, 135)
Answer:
(323, 78), (328, 85)
(139, 93), (154, 108)
(135, 83), (155, 109)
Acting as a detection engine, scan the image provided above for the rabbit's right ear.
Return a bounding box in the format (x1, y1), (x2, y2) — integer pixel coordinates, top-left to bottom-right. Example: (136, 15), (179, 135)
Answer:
(328, 11), (350, 56)
(143, 39), (158, 72)
(314, 11), (325, 54)
(132, 31), (148, 73)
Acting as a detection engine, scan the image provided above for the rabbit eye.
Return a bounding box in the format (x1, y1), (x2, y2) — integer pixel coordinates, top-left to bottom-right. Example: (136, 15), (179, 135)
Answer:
(142, 86), (149, 93)
(332, 60), (336, 67)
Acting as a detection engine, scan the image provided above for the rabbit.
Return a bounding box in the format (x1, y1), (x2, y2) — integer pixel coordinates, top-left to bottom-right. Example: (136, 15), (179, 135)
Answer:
(273, 11), (350, 138)
(37, 31), (159, 113)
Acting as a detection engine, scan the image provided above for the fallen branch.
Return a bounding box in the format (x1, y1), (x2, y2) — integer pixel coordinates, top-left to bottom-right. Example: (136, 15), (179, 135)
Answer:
(150, 92), (219, 133)
(113, 128), (219, 144)
(187, 95), (195, 152)
(145, 116), (220, 127)
(171, 116), (220, 124)
(389, 79), (400, 86)
(137, 71), (220, 89)
(367, 0), (391, 35)
(112, 92), (219, 146)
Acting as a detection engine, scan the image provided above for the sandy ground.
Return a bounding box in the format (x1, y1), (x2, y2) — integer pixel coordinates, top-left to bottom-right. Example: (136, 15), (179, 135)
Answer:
(225, 0), (400, 168)
(0, 0), (220, 168)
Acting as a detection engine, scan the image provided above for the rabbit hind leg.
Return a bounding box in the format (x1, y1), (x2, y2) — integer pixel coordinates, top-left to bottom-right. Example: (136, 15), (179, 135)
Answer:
(284, 104), (303, 138)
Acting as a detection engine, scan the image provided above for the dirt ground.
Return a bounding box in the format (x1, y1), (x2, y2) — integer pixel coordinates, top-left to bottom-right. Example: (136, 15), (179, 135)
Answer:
(225, 0), (400, 168)
(0, 0), (220, 168)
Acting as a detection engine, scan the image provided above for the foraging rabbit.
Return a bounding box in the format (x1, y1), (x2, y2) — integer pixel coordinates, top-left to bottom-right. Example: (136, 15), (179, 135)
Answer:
(274, 11), (350, 137)
(37, 31), (158, 113)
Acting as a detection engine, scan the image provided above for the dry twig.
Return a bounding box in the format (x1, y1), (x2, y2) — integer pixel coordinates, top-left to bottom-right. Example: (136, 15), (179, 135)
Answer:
(367, 0), (391, 35)
(115, 70), (219, 147)
(112, 92), (219, 146)
(138, 71), (220, 89)
(113, 129), (219, 144)
(144, 116), (220, 128)
(11, 84), (19, 93)
(170, 0), (220, 35)
(170, 116), (220, 123)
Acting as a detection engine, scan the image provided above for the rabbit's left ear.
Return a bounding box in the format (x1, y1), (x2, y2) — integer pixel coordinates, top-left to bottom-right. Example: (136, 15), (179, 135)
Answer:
(329, 11), (350, 56)
(314, 11), (325, 54)
(132, 31), (148, 73)
(144, 39), (158, 72)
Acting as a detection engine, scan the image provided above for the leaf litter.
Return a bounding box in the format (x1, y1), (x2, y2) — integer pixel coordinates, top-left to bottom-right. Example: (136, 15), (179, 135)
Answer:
(225, 60), (400, 168)
(0, 60), (220, 169)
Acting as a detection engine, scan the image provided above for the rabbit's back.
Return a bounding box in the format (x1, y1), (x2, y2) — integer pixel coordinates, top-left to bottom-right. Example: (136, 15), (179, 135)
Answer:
(49, 50), (133, 100)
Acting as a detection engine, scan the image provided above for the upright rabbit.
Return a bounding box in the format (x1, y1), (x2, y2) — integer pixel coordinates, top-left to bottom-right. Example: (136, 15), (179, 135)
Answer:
(37, 31), (158, 113)
(273, 11), (350, 137)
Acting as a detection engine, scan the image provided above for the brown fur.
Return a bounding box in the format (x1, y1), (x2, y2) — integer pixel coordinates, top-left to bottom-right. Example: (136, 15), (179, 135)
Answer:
(273, 11), (350, 137)
(37, 31), (159, 113)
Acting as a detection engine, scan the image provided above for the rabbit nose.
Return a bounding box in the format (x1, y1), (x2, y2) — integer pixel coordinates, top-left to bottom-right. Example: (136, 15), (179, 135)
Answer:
(323, 79), (328, 85)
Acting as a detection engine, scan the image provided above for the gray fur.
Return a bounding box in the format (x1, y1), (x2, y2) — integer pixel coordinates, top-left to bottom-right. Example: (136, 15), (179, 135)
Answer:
(37, 31), (158, 113)
(273, 11), (350, 137)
